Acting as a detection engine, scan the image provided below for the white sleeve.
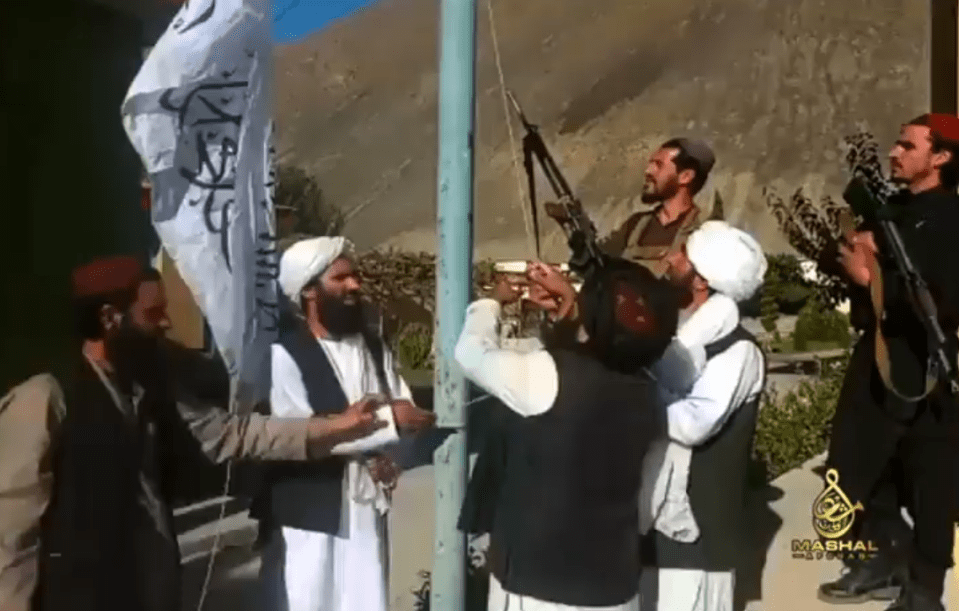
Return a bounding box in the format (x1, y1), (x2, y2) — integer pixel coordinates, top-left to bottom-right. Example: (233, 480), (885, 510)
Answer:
(270, 344), (315, 418)
(270, 344), (399, 455)
(374, 344), (415, 463)
(383, 343), (414, 402)
(666, 342), (764, 447)
(454, 299), (559, 417)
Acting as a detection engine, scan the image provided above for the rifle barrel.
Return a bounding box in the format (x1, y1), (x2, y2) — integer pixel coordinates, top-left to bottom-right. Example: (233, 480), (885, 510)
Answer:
(505, 89), (533, 130)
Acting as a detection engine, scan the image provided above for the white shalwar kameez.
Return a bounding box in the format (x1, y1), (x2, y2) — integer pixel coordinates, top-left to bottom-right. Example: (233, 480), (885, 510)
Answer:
(266, 333), (412, 611)
(639, 221), (767, 611)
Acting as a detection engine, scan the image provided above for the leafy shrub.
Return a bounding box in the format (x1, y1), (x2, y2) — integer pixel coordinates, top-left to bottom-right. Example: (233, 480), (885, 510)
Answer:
(759, 290), (779, 337)
(763, 254), (814, 315)
(752, 353), (847, 481)
(393, 322), (434, 371)
(792, 298), (850, 352)
(355, 251), (496, 333)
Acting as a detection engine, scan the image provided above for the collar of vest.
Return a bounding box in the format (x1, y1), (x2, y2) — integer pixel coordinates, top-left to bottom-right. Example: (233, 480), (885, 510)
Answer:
(703, 325), (760, 360)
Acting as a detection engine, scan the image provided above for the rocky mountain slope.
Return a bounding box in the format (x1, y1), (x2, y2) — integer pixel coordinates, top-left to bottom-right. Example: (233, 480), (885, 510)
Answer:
(274, 0), (928, 260)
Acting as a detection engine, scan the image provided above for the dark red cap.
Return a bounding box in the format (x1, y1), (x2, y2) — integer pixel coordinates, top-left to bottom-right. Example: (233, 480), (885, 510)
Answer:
(910, 113), (959, 143)
(71, 256), (144, 300)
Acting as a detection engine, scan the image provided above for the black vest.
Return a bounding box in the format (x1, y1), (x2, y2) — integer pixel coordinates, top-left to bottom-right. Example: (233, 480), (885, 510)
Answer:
(642, 325), (765, 571)
(251, 321), (389, 534)
(482, 349), (663, 607)
(39, 360), (182, 611)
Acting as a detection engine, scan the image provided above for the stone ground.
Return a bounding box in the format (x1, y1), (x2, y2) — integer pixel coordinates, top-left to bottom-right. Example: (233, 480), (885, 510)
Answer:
(179, 452), (959, 611)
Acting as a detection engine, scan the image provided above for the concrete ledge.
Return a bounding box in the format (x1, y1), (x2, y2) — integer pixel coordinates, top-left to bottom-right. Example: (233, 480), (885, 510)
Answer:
(178, 510), (258, 565)
(766, 348), (847, 364)
(174, 496), (248, 534)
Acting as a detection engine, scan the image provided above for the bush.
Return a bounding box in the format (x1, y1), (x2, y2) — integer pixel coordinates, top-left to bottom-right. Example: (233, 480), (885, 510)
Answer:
(393, 322), (434, 371)
(762, 253), (814, 315)
(759, 290), (779, 338)
(355, 251), (496, 330)
(792, 298), (850, 352)
(752, 353), (847, 481)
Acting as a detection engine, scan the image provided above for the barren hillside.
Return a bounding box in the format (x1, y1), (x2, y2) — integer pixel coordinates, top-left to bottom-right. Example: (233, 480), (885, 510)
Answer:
(274, 0), (927, 260)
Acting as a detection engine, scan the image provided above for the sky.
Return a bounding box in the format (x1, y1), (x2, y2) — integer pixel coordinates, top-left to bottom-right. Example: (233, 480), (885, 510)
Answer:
(274, 0), (379, 43)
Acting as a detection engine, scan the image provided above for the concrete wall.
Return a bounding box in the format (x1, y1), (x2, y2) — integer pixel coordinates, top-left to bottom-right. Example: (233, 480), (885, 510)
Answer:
(0, 1), (154, 391)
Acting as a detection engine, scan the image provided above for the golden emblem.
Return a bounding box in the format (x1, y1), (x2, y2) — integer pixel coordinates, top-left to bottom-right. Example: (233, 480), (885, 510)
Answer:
(812, 468), (864, 539)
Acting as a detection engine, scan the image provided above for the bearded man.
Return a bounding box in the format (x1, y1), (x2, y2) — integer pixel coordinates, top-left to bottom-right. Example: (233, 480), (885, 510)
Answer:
(638, 220), (767, 611)
(819, 113), (959, 611)
(6, 256), (387, 611)
(255, 236), (435, 611)
(456, 257), (679, 611)
(549, 138), (714, 277)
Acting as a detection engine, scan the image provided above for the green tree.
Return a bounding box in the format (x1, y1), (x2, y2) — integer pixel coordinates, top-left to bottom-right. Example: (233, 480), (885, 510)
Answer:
(759, 289), (779, 339)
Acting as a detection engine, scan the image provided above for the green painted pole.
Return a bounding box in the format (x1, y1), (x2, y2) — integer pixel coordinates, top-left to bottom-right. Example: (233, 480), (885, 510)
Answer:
(431, 0), (476, 606)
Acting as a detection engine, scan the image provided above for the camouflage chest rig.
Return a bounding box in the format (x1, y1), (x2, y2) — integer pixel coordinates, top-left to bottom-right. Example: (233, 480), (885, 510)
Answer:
(612, 206), (702, 277)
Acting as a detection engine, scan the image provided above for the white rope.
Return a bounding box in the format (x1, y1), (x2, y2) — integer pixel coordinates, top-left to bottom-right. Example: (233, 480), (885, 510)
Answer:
(466, 392), (493, 407)
(194, 467), (232, 611)
(194, 396), (237, 611)
(485, 0), (537, 258)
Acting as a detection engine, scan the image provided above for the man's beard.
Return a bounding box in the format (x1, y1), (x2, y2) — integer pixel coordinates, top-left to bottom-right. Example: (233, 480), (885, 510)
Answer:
(889, 169), (908, 185)
(640, 178), (678, 204)
(320, 291), (365, 337)
(106, 318), (163, 387)
(666, 268), (696, 309)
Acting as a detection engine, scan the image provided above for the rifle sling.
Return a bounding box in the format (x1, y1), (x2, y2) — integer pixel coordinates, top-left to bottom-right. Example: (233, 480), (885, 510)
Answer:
(868, 256), (937, 402)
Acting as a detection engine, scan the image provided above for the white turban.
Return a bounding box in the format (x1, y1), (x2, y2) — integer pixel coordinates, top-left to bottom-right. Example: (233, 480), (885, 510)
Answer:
(278, 236), (355, 301)
(686, 220), (767, 303)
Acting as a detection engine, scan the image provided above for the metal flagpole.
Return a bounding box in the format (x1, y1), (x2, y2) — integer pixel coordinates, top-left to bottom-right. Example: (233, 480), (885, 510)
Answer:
(432, 0), (476, 605)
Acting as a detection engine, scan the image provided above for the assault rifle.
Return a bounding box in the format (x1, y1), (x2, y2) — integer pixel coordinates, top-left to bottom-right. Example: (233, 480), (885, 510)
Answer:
(843, 177), (959, 396)
(505, 90), (606, 278)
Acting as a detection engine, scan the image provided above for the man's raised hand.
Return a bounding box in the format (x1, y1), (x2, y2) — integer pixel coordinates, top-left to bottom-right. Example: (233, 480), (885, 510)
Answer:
(526, 261), (574, 298)
(526, 281), (560, 314)
(526, 261), (579, 320)
(838, 230), (877, 287)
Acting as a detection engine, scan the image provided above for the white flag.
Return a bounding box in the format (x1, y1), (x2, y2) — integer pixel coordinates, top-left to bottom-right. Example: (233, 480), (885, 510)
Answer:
(121, 0), (278, 410)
